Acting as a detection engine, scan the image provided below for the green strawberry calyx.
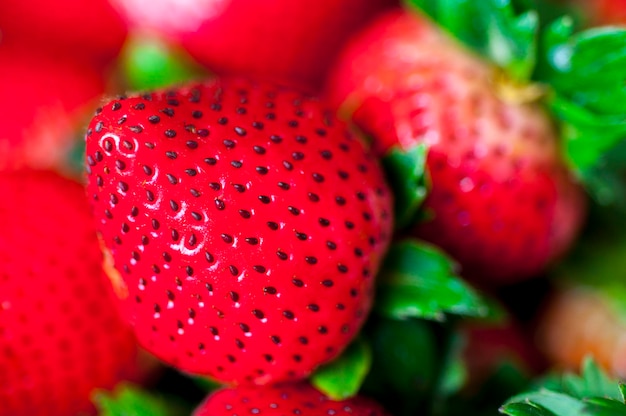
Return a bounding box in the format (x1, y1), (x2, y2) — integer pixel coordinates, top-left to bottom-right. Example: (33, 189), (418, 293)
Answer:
(500, 357), (626, 416)
(406, 0), (626, 205)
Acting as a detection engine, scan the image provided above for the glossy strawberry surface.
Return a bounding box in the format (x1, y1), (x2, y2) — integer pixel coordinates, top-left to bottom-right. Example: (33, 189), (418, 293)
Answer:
(327, 9), (585, 284)
(0, 170), (140, 416)
(194, 382), (391, 416)
(84, 78), (393, 385)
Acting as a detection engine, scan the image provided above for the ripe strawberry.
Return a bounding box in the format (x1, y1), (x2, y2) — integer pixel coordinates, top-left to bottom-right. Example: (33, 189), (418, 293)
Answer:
(112, 0), (396, 91)
(0, 169), (142, 416)
(326, 9), (586, 284)
(0, 0), (127, 64)
(193, 382), (391, 416)
(0, 45), (106, 170)
(576, 0), (626, 25)
(84, 78), (393, 385)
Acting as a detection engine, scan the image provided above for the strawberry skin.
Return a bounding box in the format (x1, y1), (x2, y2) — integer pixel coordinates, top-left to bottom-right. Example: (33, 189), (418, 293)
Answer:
(0, 44), (106, 170)
(194, 382), (391, 416)
(536, 286), (626, 377)
(84, 78), (393, 384)
(0, 170), (141, 416)
(113, 0), (396, 91)
(326, 9), (586, 283)
(0, 0), (126, 64)
(578, 0), (626, 25)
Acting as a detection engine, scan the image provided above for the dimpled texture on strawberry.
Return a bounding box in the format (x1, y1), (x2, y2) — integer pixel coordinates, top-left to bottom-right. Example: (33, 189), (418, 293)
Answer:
(193, 382), (391, 416)
(84, 78), (393, 384)
(327, 9), (586, 283)
(0, 170), (140, 416)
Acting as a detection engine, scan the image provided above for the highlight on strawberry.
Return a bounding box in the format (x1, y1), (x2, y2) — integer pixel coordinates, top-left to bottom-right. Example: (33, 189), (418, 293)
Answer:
(84, 77), (394, 385)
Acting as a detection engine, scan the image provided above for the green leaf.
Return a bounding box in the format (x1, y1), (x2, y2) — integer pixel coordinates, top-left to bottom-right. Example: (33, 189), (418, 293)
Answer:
(549, 95), (626, 174)
(120, 34), (207, 91)
(406, 0), (539, 81)
(619, 384), (626, 403)
(561, 356), (623, 401)
(582, 398), (626, 416)
(505, 390), (588, 416)
(500, 401), (558, 416)
(502, 358), (626, 416)
(364, 317), (438, 397)
(407, 0), (626, 184)
(381, 144), (429, 230)
(480, 0), (539, 81)
(540, 24), (626, 175)
(193, 375), (222, 392)
(311, 337), (372, 400)
(375, 240), (489, 321)
(92, 383), (185, 416)
(436, 337), (468, 397)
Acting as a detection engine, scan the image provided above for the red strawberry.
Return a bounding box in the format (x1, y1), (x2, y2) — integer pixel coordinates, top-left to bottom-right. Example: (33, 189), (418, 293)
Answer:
(193, 382), (391, 416)
(326, 9), (586, 284)
(0, 0), (127, 64)
(576, 0), (626, 25)
(0, 169), (142, 416)
(0, 45), (106, 170)
(84, 78), (393, 385)
(112, 0), (396, 91)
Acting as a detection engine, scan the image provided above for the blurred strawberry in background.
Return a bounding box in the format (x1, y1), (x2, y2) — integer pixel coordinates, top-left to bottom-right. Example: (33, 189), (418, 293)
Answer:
(0, 0), (127, 64)
(0, 170), (148, 416)
(111, 0), (397, 92)
(575, 0), (626, 25)
(0, 46), (107, 170)
(535, 223), (626, 379)
(0, 0), (128, 171)
(325, 8), (586, 285)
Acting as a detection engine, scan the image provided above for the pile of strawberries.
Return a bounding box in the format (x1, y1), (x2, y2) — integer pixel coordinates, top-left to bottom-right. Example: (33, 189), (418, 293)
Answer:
(2, 0), (626, 415)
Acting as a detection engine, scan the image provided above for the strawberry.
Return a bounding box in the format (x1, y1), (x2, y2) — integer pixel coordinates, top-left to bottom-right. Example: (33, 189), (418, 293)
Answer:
(84, 78), (393, 385)
(535, 228), (626, 379)
(535, 286), (626, 378)
(576, 0), (626, 25)
(193, 382), (391, 416)
(0, 44), (106, 170)
(0, 0), (127, 64)
(0, 169), (142, 416)
(326, 8), (586, 284)
(112, 0), (396, 91)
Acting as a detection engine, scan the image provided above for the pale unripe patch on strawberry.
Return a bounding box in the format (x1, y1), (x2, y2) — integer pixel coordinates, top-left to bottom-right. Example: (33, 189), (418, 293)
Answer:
(85, 78), (393, 385)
